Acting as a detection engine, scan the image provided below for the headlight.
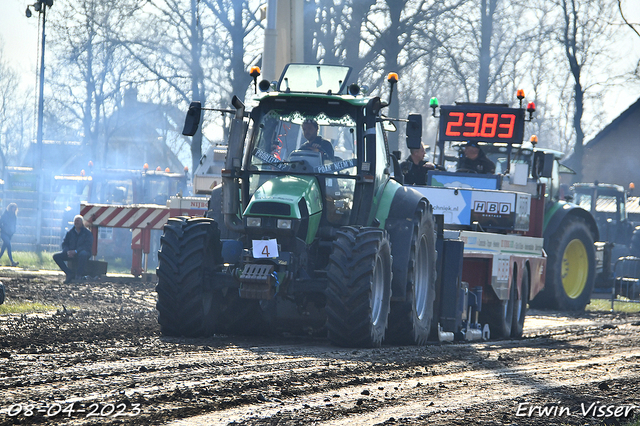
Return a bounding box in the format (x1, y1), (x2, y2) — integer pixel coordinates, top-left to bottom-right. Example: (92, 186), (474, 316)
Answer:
(246, 217), (262, 227)
(277, 219), (292, 229)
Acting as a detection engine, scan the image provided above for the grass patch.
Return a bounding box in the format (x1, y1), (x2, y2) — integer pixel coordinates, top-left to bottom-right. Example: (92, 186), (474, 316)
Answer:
(0, 251), (133, 274)
(0, 301), (60, 315)
(586, 298), (640, 313)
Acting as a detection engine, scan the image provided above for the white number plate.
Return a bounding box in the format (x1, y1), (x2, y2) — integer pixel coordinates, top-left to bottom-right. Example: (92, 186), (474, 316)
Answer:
(252, 239), (279, 258)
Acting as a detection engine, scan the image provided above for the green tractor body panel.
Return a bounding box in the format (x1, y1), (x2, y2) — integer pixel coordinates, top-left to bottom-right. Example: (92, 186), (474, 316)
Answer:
(371, 179), (403, 228)
(543, 199), (599, 242)
(244, 175), (323, 244)
(543, 200), (567, 234)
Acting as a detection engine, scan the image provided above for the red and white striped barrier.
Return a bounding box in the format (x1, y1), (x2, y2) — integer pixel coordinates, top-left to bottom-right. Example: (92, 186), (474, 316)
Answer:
(80, 204), (170, 230)
(80, 198), (209, 276)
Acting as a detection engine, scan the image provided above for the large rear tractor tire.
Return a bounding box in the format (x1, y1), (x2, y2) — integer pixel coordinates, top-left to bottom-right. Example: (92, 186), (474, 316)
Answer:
(385, 201), (437, 345)
(481, 268), (516, 339)
(156, 217), (223, 337)
(531, 218), (596, 311)
(326, 227), (393, 347)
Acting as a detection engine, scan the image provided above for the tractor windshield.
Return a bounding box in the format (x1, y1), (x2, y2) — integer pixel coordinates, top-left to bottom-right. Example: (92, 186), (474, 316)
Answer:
(247, 109), (359, 226)
(249, 109), (357, 173)
(481, 144), (534, 175)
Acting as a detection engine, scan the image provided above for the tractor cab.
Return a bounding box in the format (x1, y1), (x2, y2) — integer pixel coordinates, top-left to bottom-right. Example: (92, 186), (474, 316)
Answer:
(572, 183), (633, 247)
(184, 64), (412, 251)
(236, 64), (397, 256)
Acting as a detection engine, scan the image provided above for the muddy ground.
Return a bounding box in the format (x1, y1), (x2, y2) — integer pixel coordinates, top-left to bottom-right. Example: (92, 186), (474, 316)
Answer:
(1, 271), (640, 426)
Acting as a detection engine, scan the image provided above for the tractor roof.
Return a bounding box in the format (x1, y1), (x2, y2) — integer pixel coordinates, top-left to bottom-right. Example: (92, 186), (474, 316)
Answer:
(253, 63), (372, 108)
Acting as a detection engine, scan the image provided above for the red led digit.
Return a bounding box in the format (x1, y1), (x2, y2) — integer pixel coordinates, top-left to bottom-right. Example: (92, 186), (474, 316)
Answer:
(498, 114), (515, 139)
(462, 113), (481, 137)
(446, 112), (464, 136)
(479, 113), (498, 138)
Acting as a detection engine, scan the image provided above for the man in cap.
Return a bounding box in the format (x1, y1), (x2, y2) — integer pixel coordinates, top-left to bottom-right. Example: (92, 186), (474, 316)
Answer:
(457, 141), (495, 174)
(300, 119), (334, 161)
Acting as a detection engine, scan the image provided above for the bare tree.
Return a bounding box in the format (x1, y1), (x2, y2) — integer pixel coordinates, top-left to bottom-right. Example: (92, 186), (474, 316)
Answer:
(114, 0), (212, 174)
(122, 0), (262, 173)
(48, 0), (142, 165)
(308, 0), (465, 151)
(0, 42), (32, 171)
(436, 0), (531, 105)
(556, 0), (617, 181)
(617, 0), (640, 79)
(617, 0), (640, 38)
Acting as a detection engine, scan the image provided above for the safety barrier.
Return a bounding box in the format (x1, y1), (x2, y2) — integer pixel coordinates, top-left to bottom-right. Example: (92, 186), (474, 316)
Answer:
(610, 256), (640, 311)
(80, 197), (208, 276)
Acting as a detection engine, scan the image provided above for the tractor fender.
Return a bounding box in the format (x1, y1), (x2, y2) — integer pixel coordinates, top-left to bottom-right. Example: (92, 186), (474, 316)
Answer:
(384, 186), (428, 301)
(544, 201), (599, 243)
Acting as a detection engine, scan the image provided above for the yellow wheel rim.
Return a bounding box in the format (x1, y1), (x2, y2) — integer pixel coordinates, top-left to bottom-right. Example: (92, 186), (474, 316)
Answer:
(561, 239), (588, 299)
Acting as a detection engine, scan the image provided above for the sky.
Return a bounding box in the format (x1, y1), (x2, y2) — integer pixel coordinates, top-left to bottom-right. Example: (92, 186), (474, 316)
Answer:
(1, 0), (640, 145)
(1, 0), (41, 92)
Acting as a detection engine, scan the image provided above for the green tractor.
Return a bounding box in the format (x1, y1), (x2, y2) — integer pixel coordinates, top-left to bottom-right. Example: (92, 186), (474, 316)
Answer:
(156, 64), (439, 347)
(479, 144), (599, 311)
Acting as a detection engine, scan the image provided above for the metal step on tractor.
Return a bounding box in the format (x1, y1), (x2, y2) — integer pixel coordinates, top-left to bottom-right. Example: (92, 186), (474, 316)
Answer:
(156, 64), (548, 346)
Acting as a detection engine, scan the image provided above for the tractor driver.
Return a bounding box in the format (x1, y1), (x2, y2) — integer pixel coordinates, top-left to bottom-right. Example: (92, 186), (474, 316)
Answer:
(457, 141), (496, 174)
(300, 118), (334, 161)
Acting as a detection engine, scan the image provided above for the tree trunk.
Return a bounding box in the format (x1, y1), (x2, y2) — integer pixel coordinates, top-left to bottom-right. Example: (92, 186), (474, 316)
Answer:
(477, 0), (497, 103)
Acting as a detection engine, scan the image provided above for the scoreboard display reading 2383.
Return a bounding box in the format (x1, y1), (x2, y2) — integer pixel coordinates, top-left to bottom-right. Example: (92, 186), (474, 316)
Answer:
(438, 104), (525, 144)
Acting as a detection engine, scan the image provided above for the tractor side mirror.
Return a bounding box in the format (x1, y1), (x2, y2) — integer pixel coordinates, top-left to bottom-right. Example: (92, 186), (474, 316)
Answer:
(532, 151), (554, 178)
(406, 114), (422, 150)
(182, 101), (202, 136)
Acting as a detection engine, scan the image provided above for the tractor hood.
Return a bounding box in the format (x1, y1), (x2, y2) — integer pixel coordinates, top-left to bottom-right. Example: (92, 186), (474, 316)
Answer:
(244, 176), (323, 244)
(246, 175), (323, 218)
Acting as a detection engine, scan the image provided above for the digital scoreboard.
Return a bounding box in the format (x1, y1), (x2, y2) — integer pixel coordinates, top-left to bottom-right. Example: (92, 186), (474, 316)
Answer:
(438, 104), (525, 144)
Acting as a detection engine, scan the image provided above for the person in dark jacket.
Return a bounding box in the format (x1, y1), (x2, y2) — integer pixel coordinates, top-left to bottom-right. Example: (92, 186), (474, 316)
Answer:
(0, 203), (19, 267)
(400, 143), (435, 185)
(299, 119), (334, 161)
(457, 141), (496, 174)
(53, 215), (94, 283)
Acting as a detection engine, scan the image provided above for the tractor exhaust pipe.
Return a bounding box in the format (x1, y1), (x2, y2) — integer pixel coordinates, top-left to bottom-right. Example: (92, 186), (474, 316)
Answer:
(223, 96), (247, 234)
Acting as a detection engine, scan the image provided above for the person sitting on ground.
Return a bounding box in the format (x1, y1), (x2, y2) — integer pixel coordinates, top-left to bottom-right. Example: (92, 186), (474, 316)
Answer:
(400, 143), (435, 185)
(299, 118), (334, 161)
(53, 215), (94, 283)
(0, 203), (19, 267)
(457, 141), (496, 174)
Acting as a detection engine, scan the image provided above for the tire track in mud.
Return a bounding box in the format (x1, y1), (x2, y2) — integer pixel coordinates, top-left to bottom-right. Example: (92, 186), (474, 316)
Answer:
(1, 274), (640, 425)
(166, 324), (640, 426)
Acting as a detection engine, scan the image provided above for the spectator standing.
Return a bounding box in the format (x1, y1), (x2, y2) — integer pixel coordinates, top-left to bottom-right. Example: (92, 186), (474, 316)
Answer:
(53, 215), (93, 283)
(0, 203), (19, 267)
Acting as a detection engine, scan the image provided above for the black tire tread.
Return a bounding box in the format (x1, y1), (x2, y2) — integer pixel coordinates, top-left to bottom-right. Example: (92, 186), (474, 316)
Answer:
(325, 227), (392, 348)
(386, 201), (437, 345)
(156, 217), (222, 337)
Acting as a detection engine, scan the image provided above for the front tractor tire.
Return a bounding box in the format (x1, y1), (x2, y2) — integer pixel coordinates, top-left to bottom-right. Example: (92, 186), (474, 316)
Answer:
(532, 218), (596, 311)
(156, 217), (223, 337)
(326, 227), (393, 348)
(386, 201), (437, 345)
